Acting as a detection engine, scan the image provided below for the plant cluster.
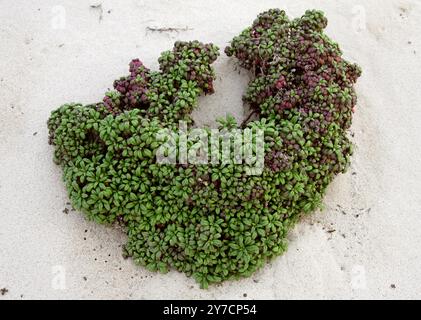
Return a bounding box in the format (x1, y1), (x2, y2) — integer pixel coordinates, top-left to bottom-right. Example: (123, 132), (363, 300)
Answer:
(48, 10), (360, 288)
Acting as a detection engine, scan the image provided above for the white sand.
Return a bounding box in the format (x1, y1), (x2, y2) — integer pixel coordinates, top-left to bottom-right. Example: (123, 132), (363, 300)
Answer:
(1, 0), (421, 299)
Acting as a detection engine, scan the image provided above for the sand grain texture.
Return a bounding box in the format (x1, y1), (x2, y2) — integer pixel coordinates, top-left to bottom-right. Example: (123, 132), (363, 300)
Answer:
(0, 0), (420, 299)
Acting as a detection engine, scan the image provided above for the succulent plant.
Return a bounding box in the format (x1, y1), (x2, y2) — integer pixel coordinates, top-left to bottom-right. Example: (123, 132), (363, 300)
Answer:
(48, 10), (361, 288)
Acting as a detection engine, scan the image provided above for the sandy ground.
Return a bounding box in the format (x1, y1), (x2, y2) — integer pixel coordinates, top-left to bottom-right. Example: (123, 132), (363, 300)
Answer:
(1, 0), (421, 300)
